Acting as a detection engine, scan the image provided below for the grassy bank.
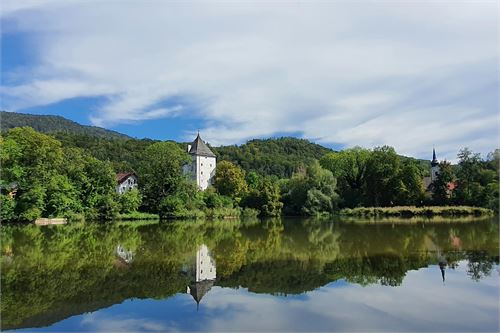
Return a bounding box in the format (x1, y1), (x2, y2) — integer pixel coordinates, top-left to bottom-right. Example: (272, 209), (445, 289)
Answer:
(115, 212), (160, 220)
(161, 207), (260, 220)
(339, 206), (494, 218)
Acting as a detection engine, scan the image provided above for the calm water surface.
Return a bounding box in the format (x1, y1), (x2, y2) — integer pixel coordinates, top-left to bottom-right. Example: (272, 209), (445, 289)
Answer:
(2, 217), (499, 332)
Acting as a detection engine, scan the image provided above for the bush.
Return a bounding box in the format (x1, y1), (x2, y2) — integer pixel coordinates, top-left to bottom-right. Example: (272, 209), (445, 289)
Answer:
(118, 188), (142, 213)
(339, 206), (494, 218)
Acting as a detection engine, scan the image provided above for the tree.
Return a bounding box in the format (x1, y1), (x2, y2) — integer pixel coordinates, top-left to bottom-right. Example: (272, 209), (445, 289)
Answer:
(242, 177), (283, 216)
(281, 161), (338, 215)
(0, 128), (120, 221)
(454, 148), (482, 205)
(138, 142), (190, 212)
(397, 160), (424, 205)
(432, 161), (454, 205)
(320, 147), (370, 207)
(213, 161), (248, 202)
(365, 146), (401, 206)
(118, 188), (142, 214)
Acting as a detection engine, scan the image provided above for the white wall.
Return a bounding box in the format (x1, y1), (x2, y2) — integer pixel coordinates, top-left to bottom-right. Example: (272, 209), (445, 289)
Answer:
(431, 165), (440, 182)
(116, 175), (138, 194)
(195, 155), (216, 190)
(196, 244), (216, 282)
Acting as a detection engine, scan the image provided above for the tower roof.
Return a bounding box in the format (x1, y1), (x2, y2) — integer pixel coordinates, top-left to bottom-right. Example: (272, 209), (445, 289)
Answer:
(431, 148), (439, 167)
(188, 133), (216, 157)
(188, 279), (215, 308)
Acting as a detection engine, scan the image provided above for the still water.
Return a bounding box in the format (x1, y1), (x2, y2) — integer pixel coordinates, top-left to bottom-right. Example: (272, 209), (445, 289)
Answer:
(2, 217), (499, 332)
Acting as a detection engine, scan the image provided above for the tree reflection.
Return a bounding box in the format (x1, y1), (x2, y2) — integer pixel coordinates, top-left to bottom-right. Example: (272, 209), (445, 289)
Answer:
(1, 217), (498, 330)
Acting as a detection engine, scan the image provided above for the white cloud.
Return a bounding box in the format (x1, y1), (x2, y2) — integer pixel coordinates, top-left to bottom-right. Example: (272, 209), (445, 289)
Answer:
(199, 262), (499, 332)
(1, 0), (498, 160)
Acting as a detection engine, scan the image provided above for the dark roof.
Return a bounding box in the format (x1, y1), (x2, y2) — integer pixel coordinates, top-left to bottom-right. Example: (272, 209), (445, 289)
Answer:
(431, 148), (439, 167)
(188, 133), (216, 157)
(188, 279), (215, 306)
(116, 172), (136, 184)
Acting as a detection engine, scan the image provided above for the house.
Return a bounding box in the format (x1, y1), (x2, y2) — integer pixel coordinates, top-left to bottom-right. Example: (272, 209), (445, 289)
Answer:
(183, 133), (216, 191)
(116, 172), (138, 194)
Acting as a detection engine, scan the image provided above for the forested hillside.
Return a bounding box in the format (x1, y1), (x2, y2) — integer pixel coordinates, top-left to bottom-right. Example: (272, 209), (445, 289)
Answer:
(2, 112), (429, 178)
(0, 111), (129, 139)
(213, 138), (333, 178)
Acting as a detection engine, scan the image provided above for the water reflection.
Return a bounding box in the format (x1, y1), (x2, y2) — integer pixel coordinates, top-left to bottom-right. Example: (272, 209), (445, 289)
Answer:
(1, 217), (498, 331)
(185, 244), (216, 309)
(116, 245), (134, 265)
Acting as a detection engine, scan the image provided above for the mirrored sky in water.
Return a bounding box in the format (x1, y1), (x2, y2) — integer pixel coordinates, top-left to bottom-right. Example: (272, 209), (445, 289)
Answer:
(9, 261), (499, 332)
(3, 218), (499, 332)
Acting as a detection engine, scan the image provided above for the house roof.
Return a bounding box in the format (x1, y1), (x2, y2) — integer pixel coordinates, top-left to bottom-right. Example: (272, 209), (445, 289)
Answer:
(188, 279), (215, 306)
(116, 172), (136, 184)
(189, 133), (216, 157)
(447, 181), (457, 191)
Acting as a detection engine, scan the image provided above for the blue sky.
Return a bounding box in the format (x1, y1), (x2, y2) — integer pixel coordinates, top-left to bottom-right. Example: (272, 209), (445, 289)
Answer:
(1, 1), (498, 161)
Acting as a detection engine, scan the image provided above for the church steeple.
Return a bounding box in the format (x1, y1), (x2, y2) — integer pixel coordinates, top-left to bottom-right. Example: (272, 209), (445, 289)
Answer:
(431, 148), (439, 167)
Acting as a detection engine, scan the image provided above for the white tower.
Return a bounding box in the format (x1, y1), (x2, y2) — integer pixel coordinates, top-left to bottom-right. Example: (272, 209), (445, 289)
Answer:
(431, 148), (440, 182)
(183, 133), (216, 190)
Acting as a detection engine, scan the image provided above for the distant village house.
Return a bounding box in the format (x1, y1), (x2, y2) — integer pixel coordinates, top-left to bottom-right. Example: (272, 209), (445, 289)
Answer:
(116, 172), (138, 194)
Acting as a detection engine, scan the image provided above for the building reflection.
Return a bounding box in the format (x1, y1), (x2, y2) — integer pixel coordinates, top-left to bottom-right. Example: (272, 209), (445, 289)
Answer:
(185, 244), (216, 309)
(116, 245), (134, 265)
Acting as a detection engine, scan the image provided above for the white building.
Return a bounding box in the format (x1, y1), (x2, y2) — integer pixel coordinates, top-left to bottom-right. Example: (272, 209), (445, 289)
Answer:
(183, 133), (216, 190)
(186, 244), (217, 309)
(116, 172), (138, 194)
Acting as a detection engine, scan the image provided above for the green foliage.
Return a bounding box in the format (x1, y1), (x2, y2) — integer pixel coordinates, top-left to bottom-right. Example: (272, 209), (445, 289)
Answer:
(242, 177), (283, 216)
(282, 161), (339, 215)
(0, 127), (119, 221)
(1, 219), (497, 329)
(213, 160), (248, 202)
(118, 188), (142, 214)
(320, 147), (370, 207)
(138, 141), (190, 212)
(432, 161), (454, 205)
(365, 146), (402, 206)
(452, 148), (499, 211)
(340, 206), (494, 218)
(214, 137), (332, 178)
(0, 111), (128, 139)
(0, 194), (16, 221)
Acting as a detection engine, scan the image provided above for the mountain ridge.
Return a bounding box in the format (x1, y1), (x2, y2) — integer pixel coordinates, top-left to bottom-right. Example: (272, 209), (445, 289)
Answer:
(0, 111), (130, 139)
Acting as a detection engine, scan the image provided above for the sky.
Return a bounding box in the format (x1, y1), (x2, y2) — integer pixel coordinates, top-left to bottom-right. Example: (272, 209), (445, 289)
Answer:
(1, 0), (498, 161)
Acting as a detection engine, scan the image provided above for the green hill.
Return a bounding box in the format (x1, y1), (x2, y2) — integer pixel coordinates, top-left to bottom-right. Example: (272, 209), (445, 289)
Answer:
(0, 111), (129, 139)
(213, 137), (333, 178)
(0, 111), (429, 177)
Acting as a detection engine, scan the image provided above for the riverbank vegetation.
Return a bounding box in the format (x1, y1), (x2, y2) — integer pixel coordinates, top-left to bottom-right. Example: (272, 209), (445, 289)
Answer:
(340, 206), (494, 218)
(0, 126), (497, 223)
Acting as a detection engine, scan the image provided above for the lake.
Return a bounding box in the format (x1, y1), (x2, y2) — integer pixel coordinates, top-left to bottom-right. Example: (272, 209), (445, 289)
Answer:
(2, 217), (499, 332)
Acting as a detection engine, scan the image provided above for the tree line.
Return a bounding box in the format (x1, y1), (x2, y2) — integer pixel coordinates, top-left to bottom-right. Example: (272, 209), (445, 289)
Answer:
(0, 127), (498, 222)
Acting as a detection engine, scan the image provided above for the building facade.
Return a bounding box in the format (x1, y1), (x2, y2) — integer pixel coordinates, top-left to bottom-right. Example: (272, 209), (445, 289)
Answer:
(116, 172), (138, 194)
(183, 133), (216, 190)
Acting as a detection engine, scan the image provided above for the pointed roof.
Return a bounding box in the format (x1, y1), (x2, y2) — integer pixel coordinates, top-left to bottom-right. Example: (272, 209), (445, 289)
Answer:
(188, 133), (216, 157)
(188, 279), (215, 308)
(431, 148), (439, 167)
